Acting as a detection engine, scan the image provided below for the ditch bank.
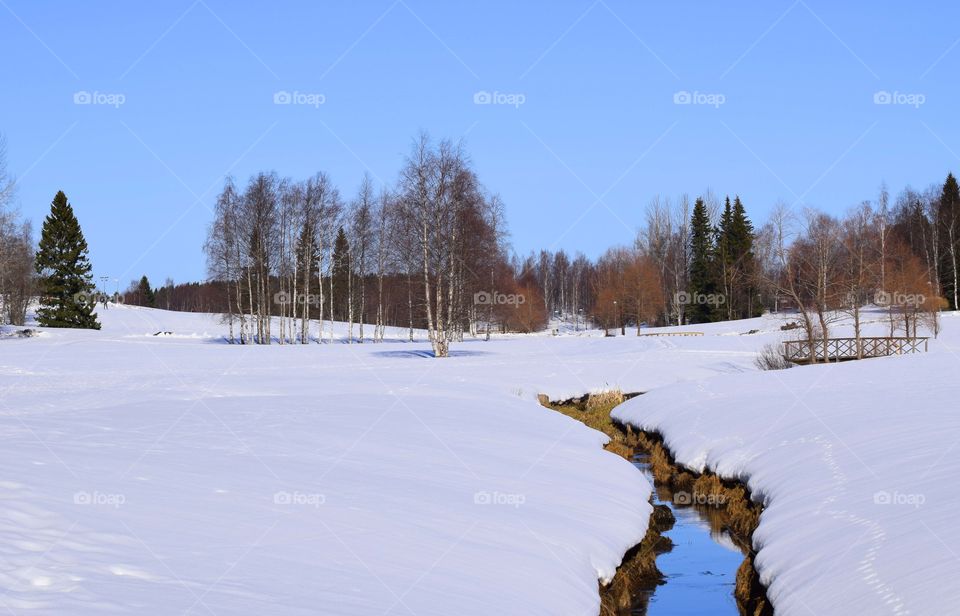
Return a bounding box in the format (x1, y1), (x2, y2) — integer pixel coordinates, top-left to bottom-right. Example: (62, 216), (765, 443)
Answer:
(538, 391), (773, 616)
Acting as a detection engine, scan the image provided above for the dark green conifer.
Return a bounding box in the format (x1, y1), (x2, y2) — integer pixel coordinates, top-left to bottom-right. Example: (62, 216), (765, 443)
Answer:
(688, 197), (715, 324)
(35, 191), (100, 329)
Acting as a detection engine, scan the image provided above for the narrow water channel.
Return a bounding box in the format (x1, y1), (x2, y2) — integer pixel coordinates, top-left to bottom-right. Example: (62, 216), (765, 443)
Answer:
(537, 394), (764, 615)
(631, 451), (746, 615)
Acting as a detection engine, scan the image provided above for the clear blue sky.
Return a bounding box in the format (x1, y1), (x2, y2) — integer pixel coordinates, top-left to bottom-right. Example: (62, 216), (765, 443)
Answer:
(3, 1), (959, 288)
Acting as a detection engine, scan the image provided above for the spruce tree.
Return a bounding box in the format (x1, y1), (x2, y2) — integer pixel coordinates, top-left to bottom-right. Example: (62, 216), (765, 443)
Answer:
(714, 197), (735, 320)
(938, 173), (960, 309)
(688, 197), (715, 324)
(137, 275), (156, 307)
(729, 196), (757, 317)
(35, 191), (100, 329)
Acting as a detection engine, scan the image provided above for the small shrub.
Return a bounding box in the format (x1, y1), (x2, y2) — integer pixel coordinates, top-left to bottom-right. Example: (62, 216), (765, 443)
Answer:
(754, 342), (795, 371)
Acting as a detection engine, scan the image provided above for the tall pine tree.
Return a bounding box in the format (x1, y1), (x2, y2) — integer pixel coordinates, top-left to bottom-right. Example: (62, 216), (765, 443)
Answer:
(714, 197), (735, 320)
(729, 196), (757, 317)
(711, 195), (757, 320)
(938, 173), (960, 309)
(688, 197), (715, 324)
(35, 191), (100, 329)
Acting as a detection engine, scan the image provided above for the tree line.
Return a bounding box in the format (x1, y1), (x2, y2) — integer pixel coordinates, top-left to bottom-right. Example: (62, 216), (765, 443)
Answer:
(4, 127), (955, 362)
(193, 163), (956, 356)
(526, 189), (759, 334)
(530, 179), (948, 360)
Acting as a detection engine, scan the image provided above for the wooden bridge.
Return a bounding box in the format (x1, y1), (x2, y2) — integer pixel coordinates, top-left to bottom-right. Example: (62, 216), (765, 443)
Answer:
(782, 337), (929, 365)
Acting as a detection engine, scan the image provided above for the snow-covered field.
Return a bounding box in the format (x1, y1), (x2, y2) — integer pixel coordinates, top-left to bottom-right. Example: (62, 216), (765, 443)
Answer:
(1, 305), (956, 614)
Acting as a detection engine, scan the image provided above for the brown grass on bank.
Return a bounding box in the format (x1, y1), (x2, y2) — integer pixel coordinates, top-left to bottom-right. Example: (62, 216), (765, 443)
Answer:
(639, 435), (762, 544)
(736, 555), (773, 616)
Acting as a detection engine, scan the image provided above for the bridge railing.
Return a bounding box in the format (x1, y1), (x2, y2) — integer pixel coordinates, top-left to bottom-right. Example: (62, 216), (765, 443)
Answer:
(782, 337), (929, 364)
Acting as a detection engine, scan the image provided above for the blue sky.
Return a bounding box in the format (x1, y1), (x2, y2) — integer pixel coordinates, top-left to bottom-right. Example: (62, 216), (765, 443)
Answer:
(3, 1), (960, 287)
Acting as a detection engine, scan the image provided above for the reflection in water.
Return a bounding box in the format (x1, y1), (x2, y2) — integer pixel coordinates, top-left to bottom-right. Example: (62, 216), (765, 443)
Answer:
(632, 453), (746, 615)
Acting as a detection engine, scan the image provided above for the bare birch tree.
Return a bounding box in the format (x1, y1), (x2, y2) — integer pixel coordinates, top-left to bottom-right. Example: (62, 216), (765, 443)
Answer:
(350, 174), (375, 343)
